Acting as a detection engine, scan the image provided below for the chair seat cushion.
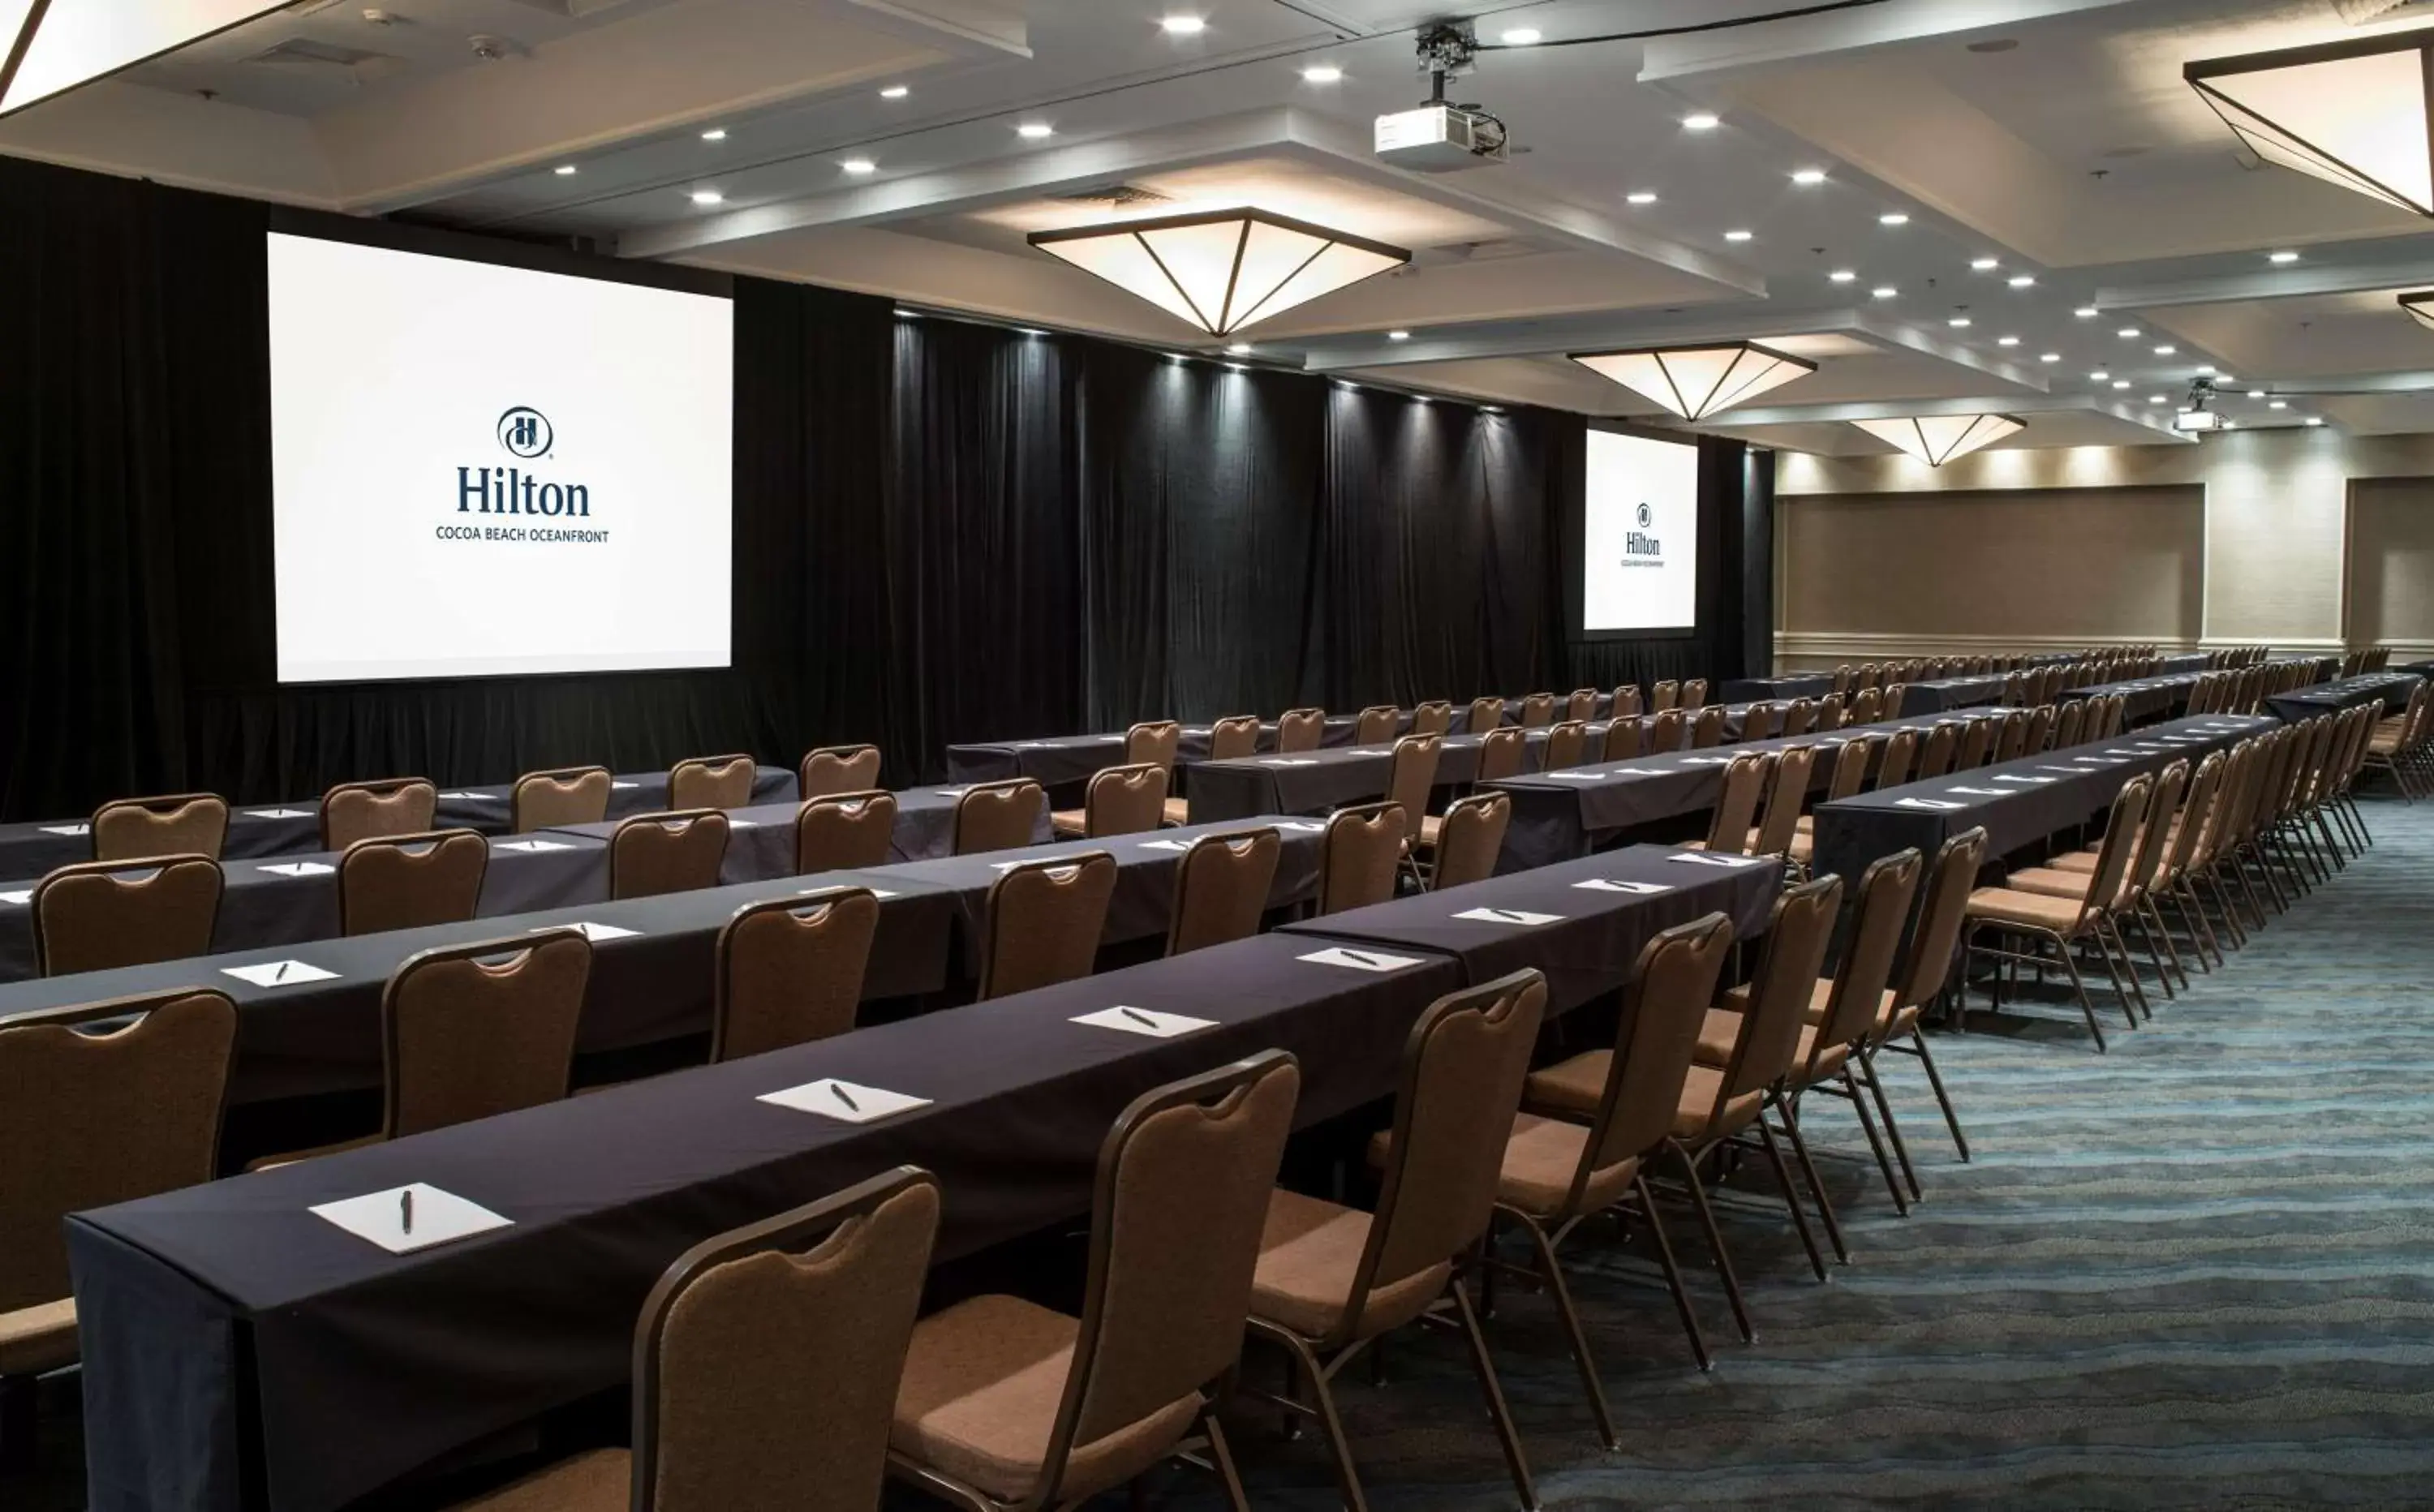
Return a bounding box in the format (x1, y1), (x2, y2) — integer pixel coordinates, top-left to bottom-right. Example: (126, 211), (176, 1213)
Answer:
(1965, 887), (2087, 931)
(1049, 810), (1088, 837)
(892, 1293), (1200, 1505)
(1417, 814), (1443, 848)
(450, 1450), (630, 1511)
(1674, 1063), (1762, 1143)
(1161, 797), (1191, 827)
(2003, 866), (2101, 901)
(0, 1297), (78, 1377)
(1367, 1115), (1635, 1222)
(2045, 850), (2101, 874)
(1250, 1188), (1449, 1342)
(1692, 1004), (1845, 1084)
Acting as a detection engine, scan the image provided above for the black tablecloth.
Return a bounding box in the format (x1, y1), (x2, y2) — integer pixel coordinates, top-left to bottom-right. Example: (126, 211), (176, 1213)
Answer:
(544, 784), (1055, 883)
(1185, 725), (1617, 823)
(1277, 843), (1777, 1013)
(2157, 652), (2213, 676)
(1808, 715), (2272, 887)
(1720, 674), (1834, 703)
(2265, 672), (2423, 724)
(2054, 670), (2212, 724)
(0, 836), (607, 985)
(1896, 676), (2010, 716)
(428, 765), (796, 831)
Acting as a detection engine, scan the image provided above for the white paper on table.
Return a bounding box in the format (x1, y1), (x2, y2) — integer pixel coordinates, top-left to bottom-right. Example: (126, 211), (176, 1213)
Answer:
(759, 1078), (931, 1123)
(1946, 787), (2007, 797)
(727, 820), (760, 830)
(0, 890), (30, 906)
(435, 791), (487, 801)
(1993, 775), (2053, 785)
(256, 861), (337, 878)
(1608, 767), (1671, 776)
(1894, 797), (1966, 811)
(1071, 1005), (1215, 1038)
(1297, 946), (1426, 973)
(934, 787), (972, 798)
(1543, 771), (1605, 782)
(1262, 758), (1320, 767)
(38, 823), (88, 836)
(222, 960), (339, 988)
(1681, 756), (1731, 767)
(1573, 878), (1667, 895)
(311, 1184), (511, 1255)
(1452, 906), (1564, 926)
(494, 840), (574, 854)
(243, 808), (316, 820)
(1278, 820), (1326, 833)
(1137, 838), (1192, 852)
(611, 780), (639, 790)
(541, 921), (638, 943)
(1670, 852), (1761, 867)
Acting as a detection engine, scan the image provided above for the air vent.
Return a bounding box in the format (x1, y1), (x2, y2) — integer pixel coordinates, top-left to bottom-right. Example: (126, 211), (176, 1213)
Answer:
(247, 37), (397, 69)
(1050, 185), (1174, 208)
(2331, 0), (2434, 23)
(501, 0), (646, 17)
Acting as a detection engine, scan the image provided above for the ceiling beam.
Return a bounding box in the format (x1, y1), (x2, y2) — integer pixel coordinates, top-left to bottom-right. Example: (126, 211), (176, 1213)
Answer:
(1635, 0), (2148, 83)
(839, 0), (1030, 58)
(2095, 259), (2434, 311)
(1714, 393), (2194, 443)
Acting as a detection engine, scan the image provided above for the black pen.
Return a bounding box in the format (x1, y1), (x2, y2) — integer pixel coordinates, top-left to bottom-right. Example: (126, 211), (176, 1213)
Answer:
(1120, 1007), (1159, 1028)
(831, 1083), (861, 1112)
(401, 1189), (413, 1235)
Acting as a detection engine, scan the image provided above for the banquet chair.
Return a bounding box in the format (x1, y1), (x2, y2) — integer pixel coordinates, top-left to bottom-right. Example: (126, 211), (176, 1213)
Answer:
(1051, 763), (1168, 840)
(1748, 745), (1819, 867)
(611, 810), (732, 900)
(1847, 687), (1882, 724)
(1851, 663), (1881, 693)
(1685, 752), (1774, 857)
(1520, 693), (1558, 728)
(1386, 735), (1443, 871)
(2023, 704), (2055, 752)
(954, 780), (1046, 855)
(338, 829), (487, 937)
(796, 790), (897, 872)
(669, 754), (756, 811)
(1354, 706), (1400, 745)
(1963, 775), (2152, 1050)
(1605, 717), (1645, 760)
(1682, 678), (1710, 707)
(1914, 724), (1958, 780)
(893, 1055), (1297, 1512)
(975, 853), (1116, 1001)
(1249, 974), (1543, 1512)
(1422, 792), (1510, 891)
(1650, 679), (1680, 714)
(1955, 718), (1995, 770)
(1646, 707), (1688, 753)
(1318, 802), (1404, 914)
(1410, 701), (1454, 738)
(1741, 702), (1784, 742)
(1496, 915), (1733, 1381)
(1275, 709), (1327, 754)
(1473, 726), (1526, 784)
(1466, 695), (1506, 733)
(512, 766), (612, 832)
(1790, 734), (1877, 871)
(800, 744), (884, 801)
(1880, 681), (1910, 717)
(711, 887), (878, 1062)
(1689, 705), (1727, 749)
(1566, 688), (1601, 723)
(321, 779), (439, 852)
(1816, 692), (1845, 729)
(1542, 719), (1591, 771)
(1207, 715), (1263, 761)
(1831, 665), (1853, 697)
(0, 987), (234, 1450)
(458, 1168), (940, 1512)
(32, 856), (221, 977)
(2050, 699), (2088, 749)
(1126, 720), (1182, 772)
(1861, 827), (1989, 1177)
(1782, 698), (1817, 737)
(1167, 828), (1280, 956)
(1611, 685), (1644, 719)
(92, 793), (227, 863)
(1873, 728), (1919, 790)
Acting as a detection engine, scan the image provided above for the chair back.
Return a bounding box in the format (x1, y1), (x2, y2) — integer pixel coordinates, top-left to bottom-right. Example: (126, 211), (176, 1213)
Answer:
(611, 810), (732, 900)
(512, 766), (612, 832)
(1881, 681), (1910, 715)
(1915, 723), (1958, 779)
(1605, 718), (1644, 759)
(1741, 702), (1784, 741)
(2166, 751), (2227, 881)
(795, 790), (897, 873)
(799, 745), (883, 801)
(1409, 702), (1453, 738)
(1831, 664), (1853, 697)
(92, 793), (227, 862)
(1689, 704), (1727, 748)
(1034, 1055), (1300, 1502)
(1750, 744), (1817, 858)
(1649, 679), (1680, 713)
(1782, 698), (1816, 737)
(382, 930), (592, 1138)
(2023, 704), (2054, 752)
(1340, 971), (1544, 1343)
(2126, 759), (2190, 900)
(712, 888), (877, 1062)
(321, 780), (438, 852)
(1542, 719), (1589, 771)
(1702, 752), (1774, 854)
(1465, 696), (1505, 733)
(1825, 735), (1876, 801)
(2075, 775), (2155, 927)
(1891, 826), (1985, 1017)
(1700, 877), (1843, 1123)
(1520, 693), (1556, 729)
(1847, 686), (1882, 724)
(1610, 685), (1643, 719)
(1167, 827), (1280, 956)
(0, 989), (235, 1313)
(1319, 802), (1404, 914)
(1682, 678), (1709, 707)
(953, 779), (1046, 854)
(1807, 850), (1922, 1074)
(1082, 762), (1170, 838)
(1565, 688), (1600, 723)
(1125, 721), (1182, 771)
(1816, 691), (1845, 728)
(1567, 916), (1734, 1196)
(2051, 699), (2088, 748)
(338, 830), (487, 937)
(1873, 727), (1918, 788)
(1430, 793), (1509, 891)
(1955, 719), (1995, 770)
(1386, 735), (1442, 844)
(631, 1168), (940, 1512)
(670, 754), (756, 811)
(1474, 726), (1526, 783)
(32, 857), (221, 977)
(978, 852), (1117, 1000)
(1646, 707), (1687, 751)
(1355, 706), (1400, 745)
(1208, 715), (1262, 761)
(1995, 711), (2030, 763)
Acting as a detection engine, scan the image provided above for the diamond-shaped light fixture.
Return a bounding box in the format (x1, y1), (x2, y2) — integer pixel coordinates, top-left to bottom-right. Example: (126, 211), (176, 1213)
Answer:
(1566, 342), (1818, 420)
(2402, 289), (2434, 331)
(2185, 29), (2434, 217)
(1028, 208), (1410, 338)
(2, 1), (290, 118)
(1851, 414), (2024, 466)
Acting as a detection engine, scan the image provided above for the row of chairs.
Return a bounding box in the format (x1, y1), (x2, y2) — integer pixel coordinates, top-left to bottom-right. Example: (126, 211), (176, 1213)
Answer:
(2367, 684), (2433, 797)
(2338, 646), (2397, 677)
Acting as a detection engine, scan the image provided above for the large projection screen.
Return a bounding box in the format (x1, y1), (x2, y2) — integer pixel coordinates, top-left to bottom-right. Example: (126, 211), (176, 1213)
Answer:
(1575, 427), (1701, 639)
(268, 231), (734, 684)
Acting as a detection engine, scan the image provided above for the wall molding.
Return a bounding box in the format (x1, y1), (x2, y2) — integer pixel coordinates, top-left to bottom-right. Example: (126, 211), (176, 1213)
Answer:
(1767, 629), (2341, 672)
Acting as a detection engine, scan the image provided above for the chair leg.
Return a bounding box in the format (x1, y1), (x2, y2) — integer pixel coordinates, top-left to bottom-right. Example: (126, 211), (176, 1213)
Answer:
(1840, 1065), (1912, 1211)
(1447, 1275), (1541, 1512)
(2099, 915), (2153, 1022)
(1753, 1118), (1830, 1282)
(1252, 1324), (1368, 1512)
(1775, 1093), (1851, 1261)
(1669, 1140), (1754, 1342)
(1514, 1214), (1617, 1449)
(1202, 1409), (1252, 1512)
(1632, 1174), (1714, 1372)
(2047, 930), (2110, 1051)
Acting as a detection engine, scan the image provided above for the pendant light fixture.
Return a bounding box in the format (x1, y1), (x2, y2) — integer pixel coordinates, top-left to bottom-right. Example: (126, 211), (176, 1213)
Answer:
(1567, 341), (1818, 420)
(1851, 413), (2025, 465)
(1028, 208), (1410, 338)
(2185, 29), (2434, 217)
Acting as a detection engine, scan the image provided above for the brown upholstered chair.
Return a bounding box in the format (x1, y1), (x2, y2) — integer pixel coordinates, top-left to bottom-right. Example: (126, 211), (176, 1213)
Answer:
(1646, 707), (1687, 753)
(1782, 698), (1817, 737)
(1051, 763), (1168, 840)
(1605, 717), (1644, 761)
(1207, 715), (1263, 762)
(1126, 721), (1182, 771)
(610, 810), (731, 900)
(92, 794), (227, 863)
(1542, 719), (1590, 772)
(1846, 687), (1883, 724)
(1354, 706), (1400, 745)
(338, 830), (488, 937)
(795, 790), (898, 873)
(1473, 726), (1526, 784)
(1858, 827), (1989, 1183)
(1565, 689), (1601, 723)
(1610, 684), (1643, 719)
(1689, 704), (1727, 749)
(1247, 973), (1545, 1510)
(892, 1055), (1298, 1512)
(1649, 679), (1681, 714)
(1914, 723), (1959, 780)
(1422, 792), (1509, 891)
(669, 754), (755, 811)
(1167, 828), (1280, 956)
(1466, 696), (1506, 734)
(1519, 693), (1557, 729)
(954, 780), (1046, 856)
(458, 1168), (940, 1512)
(976, 853), (1116, 1001)
(32, 857), (221, 977)
(1954, 719), (1995, 770)
(1410, 701), (1453, 738)
(1494, 915), (1733, 1388)
(1686, 752), (1774, 856)
(1790, 735), (1876, 869)
(1881, 681), (1911, 717)
(712, 887), (877, 1062)
(1741, 702), (1784, 742)
(1275, 709), (1326, 754)
(0, 989), (235, 1403)
(1816, 692), (1846, 729)
(800, 745), (884, 801)
(1749, 744), (1819, 864)
(1873, 727), (1919, 790)
(321, 779), (438, 853)
(1682, 677), (1709, 707)
(512, 767), (612, 833)
(2002, 758), (2188, 1008)
(1318, 802), (1404, 914)
(1963, 775), (2152, 1050)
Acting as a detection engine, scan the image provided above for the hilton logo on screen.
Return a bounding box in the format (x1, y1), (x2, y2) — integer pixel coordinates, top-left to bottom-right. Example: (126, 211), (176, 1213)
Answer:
(1624, 500), (1663, 562)
(456, 406), (591, 518)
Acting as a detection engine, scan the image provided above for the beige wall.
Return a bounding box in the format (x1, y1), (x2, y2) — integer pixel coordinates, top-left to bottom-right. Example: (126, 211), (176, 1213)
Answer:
(1773, 428), (2434, 669)
(2346, 478), (2434, 655)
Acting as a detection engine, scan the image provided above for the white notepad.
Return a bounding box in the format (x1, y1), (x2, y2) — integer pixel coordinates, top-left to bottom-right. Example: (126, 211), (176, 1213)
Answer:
(1452, 906), (1563, 926)
(1278, 820), (1326, 833)
(256, 861), (336, 878)
(223, 960), (339, 988)
(1894, 797), (1966, 811)
(494, 840), (574, 854)
(435, 791), (487, 801)
(1544, 771), (1604, 782)
(0, 890), (30, 906)
(1681, 756), (1731, 767)
(1609, 767), (1670, 776)
(541, 921), (638, 943)
(311, 1184), (511, 1255)
(759, 1078), (931, 1123)
(1071, 1005), (1214, 1038)
(1946, 787), (2007, 797)
(38, 823), (88, 836)
(727, 819), (760, 830)
(244, 808), (315, 820)
(1573, 878), (1666, 895)
(934, 787), (972, 798)
(1993, 775), (2053, 784)
(1262, 758), (1320, 767)
(1137, 838), (1192, 852)
(1670, 852), (1761, 867)
(1297, 946), (1426, 973)
(611, 780), (639, 790)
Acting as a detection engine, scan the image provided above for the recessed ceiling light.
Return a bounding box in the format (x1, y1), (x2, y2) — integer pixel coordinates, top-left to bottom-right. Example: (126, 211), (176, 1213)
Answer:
(1388, 329), (1411, 341)
(1301, 64), (1342, 84)
(690, 190), (723, 205)
(1873, 286), (1898, 299)
(2153, 344), (2177, 355)
(1626, 191), (1658, 204)
(2075, 307), (2099, 318)
(1502, 27), (1542, 45)
(1160, 15), (1206, 34)
(2221, 420), (2235, 429)
(1684, 112), (1721, 130)
(1830, 268), (1857, 282)
(1879, 212), (1909, 226)
(1998, 335), (2019, 346)
(2041, 352), (2061, 362)
(2305, 416), (2324, 427)
(2117, 327), (2139, 338)
(553, 164), (577, 175)
(2268, 250), (2299, 263)
(2148, 394), (2167, 403)
(1949, 316), (1972, 327)
(1227, 341), (1253, 355)
(841, 157), (875, 174)
(1791, 168), (1827, 185)
(1724, 229), (1753, 242)
(2008, 274), (2036, 288)
(1971, 256), (1999, 270)
(2248, 389), (2267, 398)
(880, 84), (909, 99)
(2113, 379), (2131, 389)
(2268, 399), (2288, 409)
(1017, 122), (1054, 139)
(2089, 370), (2110, 380)
(701, 128), (727, 141)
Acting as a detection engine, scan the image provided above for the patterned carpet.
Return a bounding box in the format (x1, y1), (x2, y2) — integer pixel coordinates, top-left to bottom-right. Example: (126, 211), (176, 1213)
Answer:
(1181, 790), (2434, 1511)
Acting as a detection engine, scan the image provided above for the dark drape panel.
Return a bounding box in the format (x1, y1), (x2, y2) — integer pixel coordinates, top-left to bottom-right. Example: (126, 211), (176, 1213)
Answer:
(1741, 446), (1777, 677)
(1559, 434), (1761, 693)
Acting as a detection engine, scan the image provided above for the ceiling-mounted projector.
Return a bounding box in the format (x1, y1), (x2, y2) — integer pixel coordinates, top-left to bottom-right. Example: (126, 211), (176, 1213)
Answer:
(2175, 377), (2225, 431)
(1377, 21), (1509, 172)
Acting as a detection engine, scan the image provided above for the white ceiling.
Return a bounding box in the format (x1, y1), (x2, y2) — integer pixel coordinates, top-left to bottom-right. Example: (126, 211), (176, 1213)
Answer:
(9, 0), (2434, 452)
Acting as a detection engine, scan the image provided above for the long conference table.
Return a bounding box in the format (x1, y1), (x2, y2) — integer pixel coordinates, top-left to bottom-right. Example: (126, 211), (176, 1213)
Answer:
(2264, 671), (2422, 724)
(64, 844), (1773, 1512)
